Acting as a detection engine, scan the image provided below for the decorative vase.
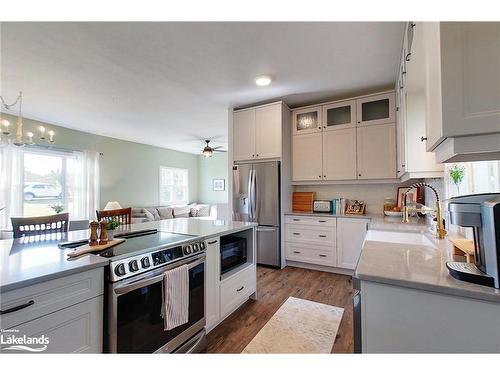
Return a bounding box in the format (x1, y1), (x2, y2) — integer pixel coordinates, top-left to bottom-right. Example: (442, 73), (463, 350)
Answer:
(108, 230), (114, 241)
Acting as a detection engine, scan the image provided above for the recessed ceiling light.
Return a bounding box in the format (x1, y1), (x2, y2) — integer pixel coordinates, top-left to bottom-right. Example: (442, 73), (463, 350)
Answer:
(255, 75), (272, 86)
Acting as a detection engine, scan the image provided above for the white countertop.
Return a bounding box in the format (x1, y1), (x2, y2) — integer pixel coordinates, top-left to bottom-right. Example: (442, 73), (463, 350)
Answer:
(0, 218), (256, 293)
(355, 228), (500, 303)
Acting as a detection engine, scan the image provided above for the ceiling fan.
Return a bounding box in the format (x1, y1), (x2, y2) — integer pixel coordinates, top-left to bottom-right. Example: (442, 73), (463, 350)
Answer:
(202, 140), (227, 158)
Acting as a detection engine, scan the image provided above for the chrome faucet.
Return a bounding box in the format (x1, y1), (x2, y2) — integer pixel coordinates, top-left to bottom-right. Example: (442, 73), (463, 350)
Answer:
(401, 182), (447, 239)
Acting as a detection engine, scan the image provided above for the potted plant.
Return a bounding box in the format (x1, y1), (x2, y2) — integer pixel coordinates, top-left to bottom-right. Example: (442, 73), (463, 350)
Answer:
(449, 164), (465, 196)
(106, 220), (121, 240)
(50, 204), (64, 214)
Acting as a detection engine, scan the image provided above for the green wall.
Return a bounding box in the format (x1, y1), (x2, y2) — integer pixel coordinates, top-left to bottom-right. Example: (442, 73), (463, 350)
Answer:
(1, 113), (200, 209)
(197, 152), (229, 204)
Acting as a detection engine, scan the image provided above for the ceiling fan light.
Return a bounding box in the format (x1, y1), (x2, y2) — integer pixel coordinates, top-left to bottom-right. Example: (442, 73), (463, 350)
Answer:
(202, 148), (213, 158)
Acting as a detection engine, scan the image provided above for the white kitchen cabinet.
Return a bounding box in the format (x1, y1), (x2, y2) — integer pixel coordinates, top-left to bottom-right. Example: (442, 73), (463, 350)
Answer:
(292, 132), (323, 181)
(322, 128), (357, 180)
(205, 237), (220, 333)
(255, 104), (282, 159)
(322, 100), (356, 131)
(422, 22), (500, 158)
(233, 109), (256, 161)
(220, 264), (256, 319)
(292, 106), (322, 135)
(356, 92), (396, 127)
(286, 242), (336, 267)
(233, 102), (285, 162)
(357, 123), (397, 179)
(8, 296), (103, 353)
(337, 218), (369, 270)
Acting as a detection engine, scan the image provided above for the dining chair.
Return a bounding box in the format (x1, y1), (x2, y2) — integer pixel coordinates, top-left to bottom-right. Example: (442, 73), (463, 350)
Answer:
(96, 207), (132, 224)
(11, 213), (70, 238)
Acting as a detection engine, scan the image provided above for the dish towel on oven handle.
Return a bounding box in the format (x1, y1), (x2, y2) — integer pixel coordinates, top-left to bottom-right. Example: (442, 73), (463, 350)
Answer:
(161, 264), (189, 331)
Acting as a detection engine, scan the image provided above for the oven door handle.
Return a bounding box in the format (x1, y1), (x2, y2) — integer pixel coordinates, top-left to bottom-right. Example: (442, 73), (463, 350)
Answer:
(114, 254), (205, 295)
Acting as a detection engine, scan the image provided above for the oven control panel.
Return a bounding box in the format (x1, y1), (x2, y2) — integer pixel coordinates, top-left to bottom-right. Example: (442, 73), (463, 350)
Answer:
(109, 240), (207, 282)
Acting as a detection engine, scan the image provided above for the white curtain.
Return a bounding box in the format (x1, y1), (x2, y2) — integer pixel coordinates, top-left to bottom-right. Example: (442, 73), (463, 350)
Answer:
(0, 144), (24, 229)
(69, 150), (100, 220)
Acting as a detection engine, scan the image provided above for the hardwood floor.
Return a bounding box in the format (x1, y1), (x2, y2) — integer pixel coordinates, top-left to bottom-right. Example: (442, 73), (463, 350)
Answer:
(206, 266), (355, 353)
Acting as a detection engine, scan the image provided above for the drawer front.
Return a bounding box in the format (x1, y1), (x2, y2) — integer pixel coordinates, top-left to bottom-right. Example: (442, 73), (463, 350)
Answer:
(5, 296), (103, 353)
(286, 242), (336, 267)
(286, 224), (336, 246)
(285, 215), (336, 227)
(220, 265), (256, 319)
(1, 268), (104, 329)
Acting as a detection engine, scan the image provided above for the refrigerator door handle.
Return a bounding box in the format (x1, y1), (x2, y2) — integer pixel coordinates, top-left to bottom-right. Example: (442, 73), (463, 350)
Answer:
(252, 168), (258, 222)
(247, 169), (254, 220)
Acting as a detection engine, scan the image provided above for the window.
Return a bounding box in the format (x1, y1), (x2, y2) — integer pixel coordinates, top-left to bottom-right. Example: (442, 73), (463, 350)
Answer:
(159, 166), (189, 205)
(444, 161), (500, 199)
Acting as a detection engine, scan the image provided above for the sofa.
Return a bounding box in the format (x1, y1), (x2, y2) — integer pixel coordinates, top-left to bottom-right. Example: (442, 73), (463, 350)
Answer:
(131, 204), (211, 224)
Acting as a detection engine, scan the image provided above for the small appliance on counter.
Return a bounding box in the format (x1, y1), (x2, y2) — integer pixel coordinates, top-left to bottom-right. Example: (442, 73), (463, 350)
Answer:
(313, 200), (332, 213)
(446, 193), (500, 288)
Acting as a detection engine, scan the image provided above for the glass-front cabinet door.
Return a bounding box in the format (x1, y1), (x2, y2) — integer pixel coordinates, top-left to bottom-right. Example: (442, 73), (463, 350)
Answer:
(292, 106), (322, 135)
(322, 100), (356, 131)
(356, 92), (395, 127)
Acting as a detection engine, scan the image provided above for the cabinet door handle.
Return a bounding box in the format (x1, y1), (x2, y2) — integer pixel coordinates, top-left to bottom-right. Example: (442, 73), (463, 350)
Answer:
(405, 53), (411, 61)
(236, 286), (244, 292)
(358, 173), (362, 177)
(319, 254), (327, 258)
(318, 175), (322, 179)
(323, 175), (326, 178)
(0, 300), (34, 315)
(293, 232), (301, 236)
(421, 136), (427, 142)
(293, 251), (301, 254)
(256, 154), (259, 157)
(207, 240), (218, 245)
(318, 234), (327, 238)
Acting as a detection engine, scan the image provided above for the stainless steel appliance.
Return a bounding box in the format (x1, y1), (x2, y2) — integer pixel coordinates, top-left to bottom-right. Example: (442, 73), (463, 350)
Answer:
(220, 236), (247, 275)
(65, 230), (208, 353)
(233, 161), (280, 267)
(446, 193), (500, 288)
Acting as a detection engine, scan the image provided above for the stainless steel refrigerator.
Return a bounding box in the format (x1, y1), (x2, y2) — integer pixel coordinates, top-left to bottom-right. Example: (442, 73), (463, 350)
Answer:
(232, 161), (280, 267)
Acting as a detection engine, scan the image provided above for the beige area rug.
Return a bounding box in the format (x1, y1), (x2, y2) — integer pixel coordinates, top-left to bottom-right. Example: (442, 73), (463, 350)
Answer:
(242, 297), (344, 354)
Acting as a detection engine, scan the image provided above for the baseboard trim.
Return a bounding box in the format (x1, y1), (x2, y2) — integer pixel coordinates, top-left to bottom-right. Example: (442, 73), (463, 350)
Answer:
(285, 261), (354, 276)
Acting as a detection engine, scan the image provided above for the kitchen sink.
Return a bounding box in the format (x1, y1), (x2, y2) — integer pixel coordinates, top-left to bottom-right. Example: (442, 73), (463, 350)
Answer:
(364, 230), (437, 248)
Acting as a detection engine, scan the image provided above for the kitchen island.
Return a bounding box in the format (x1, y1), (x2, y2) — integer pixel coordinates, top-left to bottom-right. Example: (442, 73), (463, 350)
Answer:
(354, 223), (500, 353)
(0, 218), (256, 353)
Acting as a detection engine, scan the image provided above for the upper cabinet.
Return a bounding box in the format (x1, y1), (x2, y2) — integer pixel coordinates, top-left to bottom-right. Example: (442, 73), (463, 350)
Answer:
(357, 123), (397, 180)
(356, 92), (395, 127)
(292, 106), (322, 135)
(292, 132), (323, 181)
(233, 102), (287, 162)
(421, 22), (500, 162)
(322, 100), (356, 131)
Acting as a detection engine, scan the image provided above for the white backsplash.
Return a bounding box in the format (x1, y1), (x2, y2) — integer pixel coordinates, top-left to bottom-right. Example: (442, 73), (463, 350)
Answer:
(294, 181), (423, 214)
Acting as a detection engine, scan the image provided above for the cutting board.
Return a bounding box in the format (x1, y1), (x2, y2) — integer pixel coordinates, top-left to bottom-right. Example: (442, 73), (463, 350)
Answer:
(67, 238), (126, 258)
(292, 192), (315, 212)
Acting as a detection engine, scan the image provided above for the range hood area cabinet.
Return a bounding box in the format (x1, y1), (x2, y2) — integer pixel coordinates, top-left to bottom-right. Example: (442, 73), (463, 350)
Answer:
(395, 22), (444, 180)
(420, 22), (500, 162)
(232, 102), (289, 162)
(292, 91), (397, 182)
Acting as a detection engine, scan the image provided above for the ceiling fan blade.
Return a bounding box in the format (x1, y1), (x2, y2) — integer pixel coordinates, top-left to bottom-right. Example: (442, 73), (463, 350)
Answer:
(213, 149), (227, 153)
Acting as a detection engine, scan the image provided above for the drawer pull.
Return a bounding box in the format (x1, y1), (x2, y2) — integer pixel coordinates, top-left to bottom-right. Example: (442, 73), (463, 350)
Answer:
(207, 240), (218, 245)
(319, 254), (327, 258)
(236, 286), (245, 292)
(318, 234), (327, 238)
(0, 300), (34, 315)
(318, 220), (327, 223)
(292, 219), (300, 222)
(293, 232), (301, 235)
(293, 251), (301, 254)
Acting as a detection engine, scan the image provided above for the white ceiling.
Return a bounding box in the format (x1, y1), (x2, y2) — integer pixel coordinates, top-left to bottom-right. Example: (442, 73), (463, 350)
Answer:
(0, 22), (404, 154)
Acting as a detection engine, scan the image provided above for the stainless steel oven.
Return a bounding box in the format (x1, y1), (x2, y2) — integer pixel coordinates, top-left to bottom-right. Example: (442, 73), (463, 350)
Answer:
(105, 252), (206, 353)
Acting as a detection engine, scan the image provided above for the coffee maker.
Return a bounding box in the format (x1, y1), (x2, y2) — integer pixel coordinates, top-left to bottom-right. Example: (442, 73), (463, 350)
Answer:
(446, 193), (500, 288)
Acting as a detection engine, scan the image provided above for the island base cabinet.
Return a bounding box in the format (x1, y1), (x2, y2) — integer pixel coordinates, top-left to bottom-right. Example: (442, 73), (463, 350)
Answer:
(205, 237), (220, 333)
(220, 265), (256, 319)
(360, 281), (500, 353)
(6, 296), (103, 353)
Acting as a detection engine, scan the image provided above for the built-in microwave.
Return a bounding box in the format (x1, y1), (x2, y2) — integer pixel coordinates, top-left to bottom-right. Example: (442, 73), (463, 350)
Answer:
(220, 236), (247, 275)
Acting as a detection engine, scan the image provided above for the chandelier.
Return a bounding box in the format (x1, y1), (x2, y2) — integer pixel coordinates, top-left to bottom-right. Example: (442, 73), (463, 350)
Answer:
(0, 91), (55, 146)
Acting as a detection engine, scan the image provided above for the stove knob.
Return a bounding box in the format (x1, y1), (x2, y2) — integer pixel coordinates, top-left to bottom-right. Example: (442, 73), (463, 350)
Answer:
(141, 257), (151, 268)
(193, 243), (199, 252)
(129, 260), (139, 272)
(183, 245), (192, 255)
(200, 241), (206, 250)
(114, 263), (126, 277)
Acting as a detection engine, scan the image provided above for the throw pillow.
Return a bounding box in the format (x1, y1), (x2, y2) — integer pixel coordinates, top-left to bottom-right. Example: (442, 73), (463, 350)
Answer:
(157, 206), (174, 219)
(173, 205), (190, 218)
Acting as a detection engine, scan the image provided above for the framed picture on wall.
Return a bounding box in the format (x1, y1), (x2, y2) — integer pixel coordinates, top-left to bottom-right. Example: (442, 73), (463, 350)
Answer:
(213, 179), (225, 191)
